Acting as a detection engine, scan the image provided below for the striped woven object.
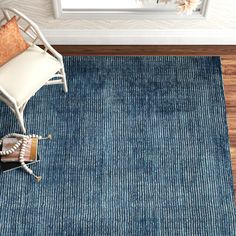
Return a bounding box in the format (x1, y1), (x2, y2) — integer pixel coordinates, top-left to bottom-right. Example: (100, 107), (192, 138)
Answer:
(0, 56), (235, 235)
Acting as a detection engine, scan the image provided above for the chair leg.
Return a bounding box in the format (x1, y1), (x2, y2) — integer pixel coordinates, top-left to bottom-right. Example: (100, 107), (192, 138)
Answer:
(60, 67), (68, 93)
(14, 104), (26, 133)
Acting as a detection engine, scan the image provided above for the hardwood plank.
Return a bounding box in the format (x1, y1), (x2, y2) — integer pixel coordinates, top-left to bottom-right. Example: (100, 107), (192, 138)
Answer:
(217, 54), (236, 198)
(221, 54), (236, 198)
(53, 45), (236, 56)
(56, 45), (236, 197)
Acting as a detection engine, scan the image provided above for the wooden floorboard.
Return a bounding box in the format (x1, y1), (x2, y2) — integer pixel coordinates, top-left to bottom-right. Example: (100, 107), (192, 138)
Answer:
(222, 55), (236, 196)
(53, 45), (236, 56)
(55, 45), (236, 196)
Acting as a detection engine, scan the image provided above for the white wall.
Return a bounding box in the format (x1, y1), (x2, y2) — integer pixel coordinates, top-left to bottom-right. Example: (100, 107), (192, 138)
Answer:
(1, 0), (236, 44)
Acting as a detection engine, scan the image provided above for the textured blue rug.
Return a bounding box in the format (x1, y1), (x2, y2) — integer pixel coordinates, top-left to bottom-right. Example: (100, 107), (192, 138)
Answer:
(0, 56), (235, 235)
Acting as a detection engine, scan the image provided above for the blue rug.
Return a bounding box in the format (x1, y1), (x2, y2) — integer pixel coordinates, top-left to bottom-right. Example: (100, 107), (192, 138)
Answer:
(0, 56), (235, 235)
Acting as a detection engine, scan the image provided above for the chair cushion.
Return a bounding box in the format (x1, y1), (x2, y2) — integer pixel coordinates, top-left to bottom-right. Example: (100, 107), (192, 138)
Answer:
(0, 16), (29, 66)
(0, 45), (61, 107)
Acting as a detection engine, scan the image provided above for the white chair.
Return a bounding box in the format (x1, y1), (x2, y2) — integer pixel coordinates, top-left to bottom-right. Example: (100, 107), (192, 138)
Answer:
(0, 8), (68, 133)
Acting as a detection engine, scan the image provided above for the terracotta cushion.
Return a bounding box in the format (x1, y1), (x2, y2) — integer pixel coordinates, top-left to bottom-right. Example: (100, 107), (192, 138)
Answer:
(0, 16), (29, 66)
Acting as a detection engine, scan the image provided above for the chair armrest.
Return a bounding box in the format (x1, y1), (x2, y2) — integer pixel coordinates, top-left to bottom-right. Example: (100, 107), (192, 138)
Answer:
(0, 85), (17, 106)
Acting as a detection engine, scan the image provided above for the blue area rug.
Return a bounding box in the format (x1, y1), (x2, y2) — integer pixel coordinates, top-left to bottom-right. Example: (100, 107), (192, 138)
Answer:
(0, 56), (235, 235)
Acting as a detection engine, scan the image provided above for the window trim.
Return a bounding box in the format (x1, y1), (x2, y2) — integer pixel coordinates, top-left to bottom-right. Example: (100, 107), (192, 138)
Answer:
(53, 0), (210, 19)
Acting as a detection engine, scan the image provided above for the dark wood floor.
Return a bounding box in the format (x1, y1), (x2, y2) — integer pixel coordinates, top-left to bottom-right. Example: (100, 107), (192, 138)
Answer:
(54, 45), (236, 196)
(221, 55), (236, 196)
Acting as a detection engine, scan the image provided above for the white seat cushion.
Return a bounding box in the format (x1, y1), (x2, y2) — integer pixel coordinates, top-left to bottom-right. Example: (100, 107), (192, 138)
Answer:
(0, 45), (61, 107)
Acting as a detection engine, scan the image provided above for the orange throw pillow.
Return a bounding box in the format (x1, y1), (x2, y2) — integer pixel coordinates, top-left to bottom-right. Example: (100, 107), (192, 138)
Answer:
(0, 16), (29, 66)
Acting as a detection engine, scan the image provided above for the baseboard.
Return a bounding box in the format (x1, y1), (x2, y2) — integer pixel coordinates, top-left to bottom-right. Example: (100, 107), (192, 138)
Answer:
(42, 29), (236, 45)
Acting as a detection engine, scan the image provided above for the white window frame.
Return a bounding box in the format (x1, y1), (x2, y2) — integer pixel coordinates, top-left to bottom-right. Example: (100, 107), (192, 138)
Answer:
(53, 0), (210, 19)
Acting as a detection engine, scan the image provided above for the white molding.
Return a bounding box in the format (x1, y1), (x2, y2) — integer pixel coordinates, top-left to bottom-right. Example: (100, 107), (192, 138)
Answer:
(56, 11), (204, 20)
(52, 0), (210, 20)
(42, 29), (236, 45)
(52, 0), (62, 18)
(200, 0), (210, 17)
